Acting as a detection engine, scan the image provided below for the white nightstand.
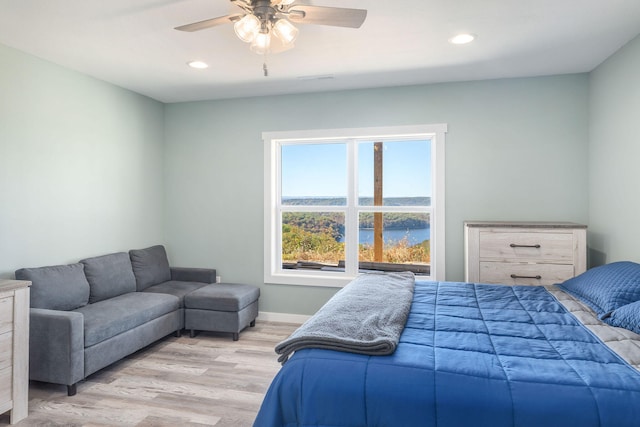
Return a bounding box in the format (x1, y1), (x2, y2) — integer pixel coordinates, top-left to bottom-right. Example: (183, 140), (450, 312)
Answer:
(0, 280), (30, 424)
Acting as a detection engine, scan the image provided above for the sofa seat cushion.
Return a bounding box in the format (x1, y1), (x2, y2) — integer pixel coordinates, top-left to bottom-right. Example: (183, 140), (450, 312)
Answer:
(129, 245), (172, 291)
(143, 281), (209, 307)
(74, 292), (180, 347)
(184, 283), (261, 312)
(80, 252), (137, 304)
(15, 263), (90, 311)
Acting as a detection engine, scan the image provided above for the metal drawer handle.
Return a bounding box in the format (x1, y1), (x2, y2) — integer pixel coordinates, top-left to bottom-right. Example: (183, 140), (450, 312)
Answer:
(511, 274), (542, 280)
(510, 243), (541, 249)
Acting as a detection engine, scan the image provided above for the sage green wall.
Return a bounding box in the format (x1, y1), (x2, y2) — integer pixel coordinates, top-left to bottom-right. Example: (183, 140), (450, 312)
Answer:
(164, 75), (589, 315)
(0, 43), (165, 278)
(0, 41), (592, 315)
(589, 34), (640, 265)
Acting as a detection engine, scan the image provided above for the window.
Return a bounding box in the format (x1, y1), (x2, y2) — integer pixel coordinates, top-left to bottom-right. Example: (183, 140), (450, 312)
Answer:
(264, 124), (447, 287)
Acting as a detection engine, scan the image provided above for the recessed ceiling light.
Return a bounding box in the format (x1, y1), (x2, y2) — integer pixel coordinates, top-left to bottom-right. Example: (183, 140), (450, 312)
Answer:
(187, 61), (209, 69)
(449, 34), (475, 45)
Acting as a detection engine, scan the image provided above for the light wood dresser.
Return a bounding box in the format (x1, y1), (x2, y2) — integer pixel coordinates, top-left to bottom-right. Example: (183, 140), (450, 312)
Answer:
(464, 221), (587, 286)
(0, 280), (30, 424)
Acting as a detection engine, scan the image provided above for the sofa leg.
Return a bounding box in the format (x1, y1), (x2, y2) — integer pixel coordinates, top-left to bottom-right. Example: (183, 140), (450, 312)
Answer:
(175, 329), (182, 338)
(232, 332), (239, 341)
(250, 320), (256, 327)
(190, 329), (197, 338)
(67, 384), (77, 396)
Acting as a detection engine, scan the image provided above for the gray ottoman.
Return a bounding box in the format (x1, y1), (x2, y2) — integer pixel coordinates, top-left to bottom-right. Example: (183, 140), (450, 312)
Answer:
(184, 283), (260, 341)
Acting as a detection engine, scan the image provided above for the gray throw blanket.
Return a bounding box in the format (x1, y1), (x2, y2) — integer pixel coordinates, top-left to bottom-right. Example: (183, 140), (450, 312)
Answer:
(275, 271), (416, 364)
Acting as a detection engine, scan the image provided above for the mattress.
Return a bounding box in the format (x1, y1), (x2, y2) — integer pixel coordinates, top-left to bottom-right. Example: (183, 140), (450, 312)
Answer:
(254, 281), (640, 427)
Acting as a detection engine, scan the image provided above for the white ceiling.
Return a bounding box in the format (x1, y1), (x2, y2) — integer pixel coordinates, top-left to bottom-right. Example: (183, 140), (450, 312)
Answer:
(1, 0), (639, 103)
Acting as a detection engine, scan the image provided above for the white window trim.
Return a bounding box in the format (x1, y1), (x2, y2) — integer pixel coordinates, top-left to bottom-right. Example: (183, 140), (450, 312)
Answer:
(264, 124), (447, 288)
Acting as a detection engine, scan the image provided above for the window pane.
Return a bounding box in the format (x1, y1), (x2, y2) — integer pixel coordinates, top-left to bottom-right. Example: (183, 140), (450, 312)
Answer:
(282, 212), (345, 269)
(281, 143), (347, 205)
(358, 212), (430, 274)
(358, 140), (431, 206)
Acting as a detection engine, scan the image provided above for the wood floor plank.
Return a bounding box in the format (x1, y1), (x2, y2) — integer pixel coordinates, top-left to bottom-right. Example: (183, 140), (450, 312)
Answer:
(0, 321), (299, 427)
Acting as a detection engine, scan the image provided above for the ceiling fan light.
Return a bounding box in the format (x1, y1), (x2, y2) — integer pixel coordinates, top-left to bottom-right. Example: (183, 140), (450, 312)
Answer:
(250, 31), (271, 55)
(449, 33), (475, 45)
(187, 61), (209, 69)
(234, 14), (261, 43)
(273, 19), (299, 45)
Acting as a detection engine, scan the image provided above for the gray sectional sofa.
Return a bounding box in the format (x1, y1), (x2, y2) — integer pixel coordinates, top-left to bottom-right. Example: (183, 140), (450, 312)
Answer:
(15, 245), (255, 396)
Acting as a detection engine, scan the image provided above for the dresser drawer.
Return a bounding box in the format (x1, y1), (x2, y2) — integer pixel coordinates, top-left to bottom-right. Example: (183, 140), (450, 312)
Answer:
(0, 365), (11, 405)
(479, 262), (575, 286)
(0, 296), (13, 335)
(0, 331), (12, 372)
(0, 331), (12, 371)
(478, 231), (574, 262)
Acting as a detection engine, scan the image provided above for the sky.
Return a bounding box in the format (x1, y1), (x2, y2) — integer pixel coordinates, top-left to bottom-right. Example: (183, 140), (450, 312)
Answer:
(281, 139), (432, 199)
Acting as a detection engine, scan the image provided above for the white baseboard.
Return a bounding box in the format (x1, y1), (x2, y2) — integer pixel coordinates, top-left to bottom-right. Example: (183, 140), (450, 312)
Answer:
(257, 311), (310, 324)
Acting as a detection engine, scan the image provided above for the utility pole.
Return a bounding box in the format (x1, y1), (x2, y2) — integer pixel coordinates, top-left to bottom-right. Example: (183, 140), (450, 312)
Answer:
(374, 142), (383, 262)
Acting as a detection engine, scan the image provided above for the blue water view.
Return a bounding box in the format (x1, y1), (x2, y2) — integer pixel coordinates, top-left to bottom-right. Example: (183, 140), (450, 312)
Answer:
(340, 227), (430, 245)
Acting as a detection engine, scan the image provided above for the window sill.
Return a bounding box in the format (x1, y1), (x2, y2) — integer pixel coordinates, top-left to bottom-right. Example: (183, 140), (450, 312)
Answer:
(265, 270), (432, 288)
(265, 271), (353, 288)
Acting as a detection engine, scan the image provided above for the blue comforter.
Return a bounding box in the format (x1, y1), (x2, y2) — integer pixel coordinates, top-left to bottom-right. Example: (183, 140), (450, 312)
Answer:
(254, 281), (640, 427)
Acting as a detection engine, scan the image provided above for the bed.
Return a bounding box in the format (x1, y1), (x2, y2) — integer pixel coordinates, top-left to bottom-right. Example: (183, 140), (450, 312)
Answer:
(254, 262), (640, 427)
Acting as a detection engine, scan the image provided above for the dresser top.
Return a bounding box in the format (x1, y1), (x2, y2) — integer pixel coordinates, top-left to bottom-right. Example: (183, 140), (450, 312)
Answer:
(0, 279), (31, 292)
(464, 221), (587, 229)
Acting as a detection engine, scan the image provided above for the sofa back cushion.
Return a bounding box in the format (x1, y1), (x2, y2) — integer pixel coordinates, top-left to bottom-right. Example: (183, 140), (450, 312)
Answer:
(15, 263), (90, 310)
(129, 245), (171, 291)
(80, 252), (137, 303)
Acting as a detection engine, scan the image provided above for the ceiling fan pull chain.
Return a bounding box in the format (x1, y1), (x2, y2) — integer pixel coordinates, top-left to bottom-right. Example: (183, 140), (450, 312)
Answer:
(263, 52), (269, 77)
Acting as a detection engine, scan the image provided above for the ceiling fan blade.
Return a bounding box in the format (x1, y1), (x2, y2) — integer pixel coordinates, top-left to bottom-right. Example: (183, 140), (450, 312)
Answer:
(287, 5), (367, 28)
(175, 14), (242, 32)
(230, 0), (253, 14)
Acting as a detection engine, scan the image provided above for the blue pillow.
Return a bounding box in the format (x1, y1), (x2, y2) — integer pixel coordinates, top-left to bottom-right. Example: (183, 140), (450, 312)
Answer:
(604, 300), (640, 335)
(557, 261), (640, 318)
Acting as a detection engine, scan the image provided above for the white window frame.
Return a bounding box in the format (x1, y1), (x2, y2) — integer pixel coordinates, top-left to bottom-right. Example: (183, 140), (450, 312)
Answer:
(264, 124), (447, 287)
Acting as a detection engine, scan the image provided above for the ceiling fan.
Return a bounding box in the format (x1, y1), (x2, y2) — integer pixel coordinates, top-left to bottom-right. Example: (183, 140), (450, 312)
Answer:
(175, 0), (368, 56)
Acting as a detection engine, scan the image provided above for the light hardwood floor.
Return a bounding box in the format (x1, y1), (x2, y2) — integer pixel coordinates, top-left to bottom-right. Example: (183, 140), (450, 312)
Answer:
(0, 321), (299, 427)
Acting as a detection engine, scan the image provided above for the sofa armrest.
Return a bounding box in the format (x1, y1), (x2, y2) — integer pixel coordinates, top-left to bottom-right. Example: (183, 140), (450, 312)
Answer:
(171, 267), (216, 284)
(29, 308), (85, 387)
